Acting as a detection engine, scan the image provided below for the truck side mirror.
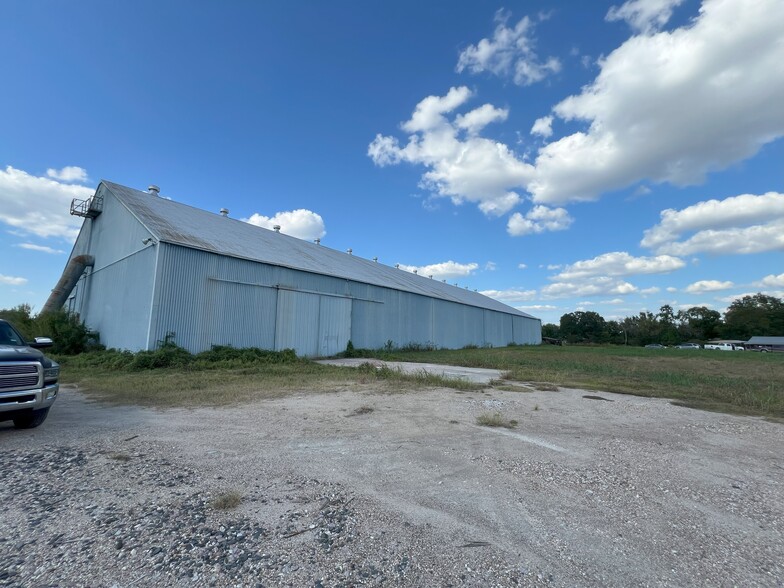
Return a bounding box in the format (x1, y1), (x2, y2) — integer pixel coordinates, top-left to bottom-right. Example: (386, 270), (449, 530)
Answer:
(30, 337), (54, 349)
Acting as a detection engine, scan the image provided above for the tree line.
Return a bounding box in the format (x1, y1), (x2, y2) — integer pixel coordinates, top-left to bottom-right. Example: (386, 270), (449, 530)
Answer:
(542, 293), (784, 346)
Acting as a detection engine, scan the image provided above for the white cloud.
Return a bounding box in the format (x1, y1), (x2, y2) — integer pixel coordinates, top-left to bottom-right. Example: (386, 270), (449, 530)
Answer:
(455, 104), (509, 135)
(685, 279), (734, 293)
(507, 205), (573, 236)
(45, 166), (89, 183)
(456, 12), (561, 86)
(755, 273), (784, 288)
(484, 261), (497, 271)
(0, 165), (91, 240)
(641, 192), (784, 255)
(398, 260), (478, 280)
(531, 115), (554, 138)
(717, 290), (784, 303)
(640, 286), (661, 295)
(541, 277), (638, 299)
(17, 243), (65, 254)
(546, 264), (562, 270)
(368, 87), (534, 217)
(480, 288), (537, 302)
(244, 209), (326, 241)
(0, 274), (28, 286)
(517, 263), (528, 269)
(666, 286), (678, 292)
(553, 251), (685, 280)
(528, 0), (784, 205)
(606, 0), (684, 34)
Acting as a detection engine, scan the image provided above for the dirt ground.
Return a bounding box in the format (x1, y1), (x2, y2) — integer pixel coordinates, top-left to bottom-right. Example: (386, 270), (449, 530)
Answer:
(1, 382), (782, 587)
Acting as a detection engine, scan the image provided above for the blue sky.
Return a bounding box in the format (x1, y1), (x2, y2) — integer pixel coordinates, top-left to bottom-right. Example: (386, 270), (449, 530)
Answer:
(1, 0), (782, 326)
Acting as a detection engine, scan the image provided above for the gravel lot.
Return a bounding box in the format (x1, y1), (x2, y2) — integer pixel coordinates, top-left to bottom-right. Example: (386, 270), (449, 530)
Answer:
(1, 382), (782, 587)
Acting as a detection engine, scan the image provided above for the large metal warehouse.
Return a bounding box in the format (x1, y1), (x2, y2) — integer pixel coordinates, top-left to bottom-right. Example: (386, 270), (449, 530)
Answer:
(48, 181), (541, 356)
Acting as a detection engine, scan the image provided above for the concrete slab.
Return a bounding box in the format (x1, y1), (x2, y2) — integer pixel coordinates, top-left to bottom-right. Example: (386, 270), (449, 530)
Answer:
(316, 357), (505, 384)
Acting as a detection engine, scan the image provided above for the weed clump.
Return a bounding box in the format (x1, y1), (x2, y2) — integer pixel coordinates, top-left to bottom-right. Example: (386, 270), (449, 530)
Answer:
(210, 491), (243, 510)
(476, 412), (518, 429)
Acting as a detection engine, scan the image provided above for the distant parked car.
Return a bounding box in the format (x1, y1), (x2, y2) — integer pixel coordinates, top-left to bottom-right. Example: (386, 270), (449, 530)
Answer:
(674, 343), (701, 349)
(704, 342), (742, 351)
(644, 343), (666, 349)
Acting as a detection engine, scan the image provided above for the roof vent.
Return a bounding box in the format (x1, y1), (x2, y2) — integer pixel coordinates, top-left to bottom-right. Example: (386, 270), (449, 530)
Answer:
(273, 224), (281, 232)
(219, 208), (229, 217)
(395, 263), (400, 269)
(429, 275), (433, 279)
(373, 257), (378, 263)
(413, 269), (417, 274)
(314, 238), (320, 245)
(442, 279), (446, 283)
(347, 248), (353, 255)
(148, 185), (160, 196)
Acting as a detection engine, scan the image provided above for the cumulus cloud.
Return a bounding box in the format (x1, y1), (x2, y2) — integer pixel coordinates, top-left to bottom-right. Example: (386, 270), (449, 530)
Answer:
(0, 166), (91, 240)
(531, 115), (554, 138)
(640, 286), (661, 295)
(528, 0), (784, 204)
(46, 166), (89, 183)
(755, 273), (784, 288)
(518, 263), (528, 270)
(0, 274), (28, 286)
(368, 87), (534, 217)
(456, 12), (561, 86)
(606, 0), (685, 34)
(553, 251), (685, 280)
(480, 289), (537, 303)
(685, 280), (734, 293)
(507, 205), (573, 236)
(17, 243), (65, 254)
(244, 209), (326, 241)
(642, 192), (784, 255)
(397, 260), (478, 280)
(541, 277), (638, 299)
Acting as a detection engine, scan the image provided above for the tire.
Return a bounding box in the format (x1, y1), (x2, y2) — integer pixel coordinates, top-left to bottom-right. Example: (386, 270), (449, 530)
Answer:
(13, 407), (50, 429)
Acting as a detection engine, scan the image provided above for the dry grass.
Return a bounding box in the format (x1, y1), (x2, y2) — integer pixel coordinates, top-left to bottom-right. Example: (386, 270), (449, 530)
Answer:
(109, 452), (131, 462)
(476, 412), (518, 429)
(210, 490), (243, 510)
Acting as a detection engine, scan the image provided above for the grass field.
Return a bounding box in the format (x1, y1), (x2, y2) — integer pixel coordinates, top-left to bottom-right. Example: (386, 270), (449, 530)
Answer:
(56, 345), (783, 419)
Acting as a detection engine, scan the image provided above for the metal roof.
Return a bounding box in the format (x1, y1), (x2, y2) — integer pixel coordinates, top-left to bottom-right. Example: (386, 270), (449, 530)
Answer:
(102, 181), (536, 319)
(746, 336), (784, 345)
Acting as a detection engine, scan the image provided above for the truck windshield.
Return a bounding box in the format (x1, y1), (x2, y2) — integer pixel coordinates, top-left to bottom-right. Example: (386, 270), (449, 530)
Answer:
(0, 323), (26, 346)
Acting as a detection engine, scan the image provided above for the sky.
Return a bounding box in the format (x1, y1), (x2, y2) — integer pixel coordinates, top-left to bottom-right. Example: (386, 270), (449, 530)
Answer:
(1, 0), (782, 326)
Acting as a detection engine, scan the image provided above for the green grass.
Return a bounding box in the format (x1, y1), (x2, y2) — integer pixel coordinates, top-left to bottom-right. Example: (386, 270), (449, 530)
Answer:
(353, 345), (784, 418)
(54, 344), (784, 418)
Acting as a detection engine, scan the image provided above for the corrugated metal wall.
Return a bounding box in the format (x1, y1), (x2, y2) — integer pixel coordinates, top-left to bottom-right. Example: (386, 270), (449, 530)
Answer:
(66, 184), (158, 351)
(149, 244), (541, 355)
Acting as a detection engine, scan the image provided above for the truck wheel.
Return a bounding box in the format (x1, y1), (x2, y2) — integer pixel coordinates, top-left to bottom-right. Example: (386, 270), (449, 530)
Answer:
(13, 407), (50, 429)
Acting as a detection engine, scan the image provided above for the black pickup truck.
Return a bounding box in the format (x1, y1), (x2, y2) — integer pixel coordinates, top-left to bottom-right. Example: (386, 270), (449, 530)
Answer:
(0, 319), (59, 429)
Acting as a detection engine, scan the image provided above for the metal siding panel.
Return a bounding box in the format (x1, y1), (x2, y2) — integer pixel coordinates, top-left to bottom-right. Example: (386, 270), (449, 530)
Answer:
(203, 279), (277, 349)
(80, 246), (156, 351)
(275, 290), (319, 357)
(318, 297), (351, 356)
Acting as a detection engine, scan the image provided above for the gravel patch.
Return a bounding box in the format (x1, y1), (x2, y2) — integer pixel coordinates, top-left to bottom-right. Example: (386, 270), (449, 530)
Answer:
(1, 385), (782, 587)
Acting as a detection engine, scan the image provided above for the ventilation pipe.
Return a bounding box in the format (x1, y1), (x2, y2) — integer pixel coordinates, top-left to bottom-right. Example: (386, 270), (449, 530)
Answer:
(148, 185), (160, 196)
(41, 255), (95, 314)
(220, 208), (229, 217)
(373, 257), (378, 263)
(314, 238), (321, 245)
(347, 248), (352, 255)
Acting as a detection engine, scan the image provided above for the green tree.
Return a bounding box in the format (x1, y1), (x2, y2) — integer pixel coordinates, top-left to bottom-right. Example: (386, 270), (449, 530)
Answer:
(723, 293), (784, 339)
(541, 323), (560, 339)
(559, 311), (607, 344)
(680, 306), (721, 341)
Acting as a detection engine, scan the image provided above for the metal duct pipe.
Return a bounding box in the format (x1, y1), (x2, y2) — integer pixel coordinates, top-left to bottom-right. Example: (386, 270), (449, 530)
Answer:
(41, 254), (95, 314)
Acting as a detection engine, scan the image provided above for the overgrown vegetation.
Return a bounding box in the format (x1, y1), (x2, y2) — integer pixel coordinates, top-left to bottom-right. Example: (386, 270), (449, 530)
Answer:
(0, 304), (99, 354)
